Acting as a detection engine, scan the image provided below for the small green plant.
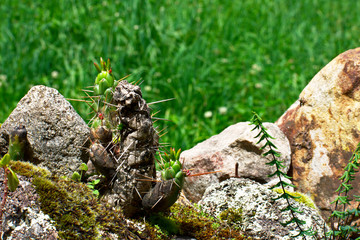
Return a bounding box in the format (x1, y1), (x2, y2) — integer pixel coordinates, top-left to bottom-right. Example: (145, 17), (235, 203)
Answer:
(71, 163), (88, 182)
(142, 148), (185, 212)
(250, 112), (314, 239)
(0, 155), (19, 232)
(327, 142), (360, 240)
(0, 126), (28, 233)
(71, 163), (100, 197)
(156, 148), (184, 188)
(87, 179), (100, 197)
(142, 148), (220, 212)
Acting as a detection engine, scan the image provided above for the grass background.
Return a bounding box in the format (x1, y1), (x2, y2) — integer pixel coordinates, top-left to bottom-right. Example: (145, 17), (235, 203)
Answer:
(1, 0), (360, 150)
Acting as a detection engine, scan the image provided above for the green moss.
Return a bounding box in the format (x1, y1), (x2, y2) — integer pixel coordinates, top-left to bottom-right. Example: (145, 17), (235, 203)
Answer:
(9, 160), (49, 178)
(219, 208), (243, 226)
(148, 213), (180, 235)
(32, 174), (99, 239)
(167, 203), (247, 240)
(273, 188), (317, 210)
(9, 160), (168, 240)
(8, 160), (251, 239)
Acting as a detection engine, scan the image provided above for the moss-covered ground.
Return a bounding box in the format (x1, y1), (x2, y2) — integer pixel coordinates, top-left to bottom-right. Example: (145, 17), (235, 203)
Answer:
(9, 160), (249, 239)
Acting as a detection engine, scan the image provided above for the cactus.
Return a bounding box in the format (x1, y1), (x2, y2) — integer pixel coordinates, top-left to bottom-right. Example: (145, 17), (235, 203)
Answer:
(86, 59), (218, 216)
(87, 58), (158, 217)
(142, 148), (185, 212)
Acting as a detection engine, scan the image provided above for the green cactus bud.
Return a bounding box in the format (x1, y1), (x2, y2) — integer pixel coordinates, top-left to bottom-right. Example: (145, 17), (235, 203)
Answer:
(7, 167), (19, 192)
(100, 57), (106, 70)
(99, 79), (110, 95)
(91, 117), (102, 129)
(0, 153), (11, 167)
(94, 85), (101, 96)
(107, 58), (111, 70)
(161, 170), (166, 180)
(172, 160), (181, 173)
(94, 62), (101, 73)
(164, 168), (175, 180)
(106, 73), (114, 87)
(174, 171), (185, 189)
(95, 71), (107, 85)
(104, 88), (113, 102)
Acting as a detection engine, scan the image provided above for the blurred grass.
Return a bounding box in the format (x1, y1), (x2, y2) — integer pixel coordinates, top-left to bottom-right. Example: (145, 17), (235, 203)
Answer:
(1, 0), (360, 150)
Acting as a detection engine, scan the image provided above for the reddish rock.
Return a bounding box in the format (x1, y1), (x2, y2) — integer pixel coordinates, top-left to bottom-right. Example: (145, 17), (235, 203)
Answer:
(276, 48), (360, 220)
(180, 122), (291, 202)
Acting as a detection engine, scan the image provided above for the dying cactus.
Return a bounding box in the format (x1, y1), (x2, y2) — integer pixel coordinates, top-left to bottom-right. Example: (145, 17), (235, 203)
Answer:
(86, 58), (218, 216)
(87, 58), (159, 216)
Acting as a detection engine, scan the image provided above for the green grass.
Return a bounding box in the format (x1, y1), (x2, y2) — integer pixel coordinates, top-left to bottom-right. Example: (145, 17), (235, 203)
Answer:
(1, 0), (360, 150)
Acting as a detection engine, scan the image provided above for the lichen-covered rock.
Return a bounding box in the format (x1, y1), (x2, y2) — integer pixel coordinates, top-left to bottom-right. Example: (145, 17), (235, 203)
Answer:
(0, 85), (90, 177)
(97, 80), (159, 217)
(0, 170), (58, 239)
(276, 48), (360, 220)
(180, 122), (291, 202)
(199, 178), (328, 240)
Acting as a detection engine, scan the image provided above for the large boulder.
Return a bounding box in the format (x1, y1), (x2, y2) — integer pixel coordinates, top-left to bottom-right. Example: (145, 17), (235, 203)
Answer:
(180, 122), (291, 202)
(0, 85), (90, 177)
(276, 48), (360, 219)
(199, 178), (328, 240)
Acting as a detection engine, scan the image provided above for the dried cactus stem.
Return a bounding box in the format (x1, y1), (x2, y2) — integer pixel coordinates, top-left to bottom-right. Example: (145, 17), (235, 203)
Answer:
(89, 143), (117, 180)
(142, 177), (183, 212)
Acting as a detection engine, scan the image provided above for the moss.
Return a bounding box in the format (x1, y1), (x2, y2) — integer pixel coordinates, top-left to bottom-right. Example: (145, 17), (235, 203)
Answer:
(148, 213), (180, 236)
(273, 188), (317, 210)
(219, 208), (243, 226)
(167, 203), (247, 240)
(9, 160), (49, 178)
(8, 160), (251, 239)
(9, 160), (169, 240)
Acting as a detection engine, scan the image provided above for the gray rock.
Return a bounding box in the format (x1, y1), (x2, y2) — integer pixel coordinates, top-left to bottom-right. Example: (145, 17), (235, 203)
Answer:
(199, 178), (329, 240)
(0, 85), (90, 177)
(0, 172), (58, 239)
(181, 122), (291, 202)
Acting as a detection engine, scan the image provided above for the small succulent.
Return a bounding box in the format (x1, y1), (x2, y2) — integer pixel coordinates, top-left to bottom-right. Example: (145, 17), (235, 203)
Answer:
(142, 148), (185, 212)
(93, 58), (116, 97)
(0, 154), (19, 192)
(157, 148), (184, 188)
(90, 58), (117, 130)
